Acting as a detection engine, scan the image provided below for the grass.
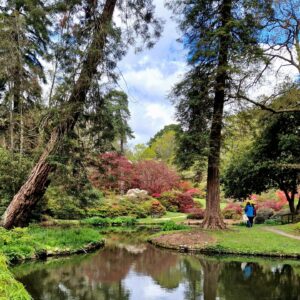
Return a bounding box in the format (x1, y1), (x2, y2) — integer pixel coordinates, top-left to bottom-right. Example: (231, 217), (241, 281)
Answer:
(208, 225), (300, 256)
(273, 223), (300, 236)
(0, 226), (102, 262)
(0, 254), (31, 300)
(137, 211), (187, 224)
(0, 225), (103, 299)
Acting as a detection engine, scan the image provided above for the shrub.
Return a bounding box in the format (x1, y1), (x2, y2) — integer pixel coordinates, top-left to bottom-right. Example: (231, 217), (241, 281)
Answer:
(177, 192), (195, 213)
(178, 181), (193, 192)
(149, 200), (166, 217)
(187, 208), (205, 220)
(222, 202), (243, 219)
(264, 219), (281, 225)
(89, 152), (134, 192)
(132, 160), (180, 194)
(161, 220), (188, 231)
(185, 188), (203, 198)
(82, 217), (110, 227)
(256, 199), (284, 212)
(255, 208), (274, 224)
(223, 209), (241, 220)
(159, 191), (181, 212)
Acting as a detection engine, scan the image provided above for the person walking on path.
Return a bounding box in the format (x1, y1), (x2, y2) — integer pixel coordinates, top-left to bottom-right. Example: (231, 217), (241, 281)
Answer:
(244, 202), (255, 227)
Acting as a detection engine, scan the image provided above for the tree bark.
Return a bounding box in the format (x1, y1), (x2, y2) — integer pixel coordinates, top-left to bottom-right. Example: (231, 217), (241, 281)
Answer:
(296, 194), (300, 214)
(2, 0), (117, 229)
(283, 189), (295, 214)
(202, 0), (232, 229)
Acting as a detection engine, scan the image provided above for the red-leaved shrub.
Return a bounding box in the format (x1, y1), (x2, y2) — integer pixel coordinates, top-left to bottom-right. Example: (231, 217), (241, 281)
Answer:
(132, 160), (180, 194)
(89, 152), (134, 192)
(222, 202), (243, 219)
(178, 181), (193, 192)
(187, 208), (205, 219)
(176, 192), (195, 213)
(185, 188), (202, 197)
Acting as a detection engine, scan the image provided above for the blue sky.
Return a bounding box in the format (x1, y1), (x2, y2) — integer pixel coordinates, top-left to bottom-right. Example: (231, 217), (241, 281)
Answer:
(117, 1), (187, 147)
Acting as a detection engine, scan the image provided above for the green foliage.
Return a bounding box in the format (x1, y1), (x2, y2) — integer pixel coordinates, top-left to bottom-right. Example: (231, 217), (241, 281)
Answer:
(264, 219), (281, 226)
(81, 216), (137, 227)
(0, 254), (31, 300)
(0, 148), (32, 214)
(222, 103), (300, 212)
(0, 226), (101, 262)
(161, 220), (188, 231)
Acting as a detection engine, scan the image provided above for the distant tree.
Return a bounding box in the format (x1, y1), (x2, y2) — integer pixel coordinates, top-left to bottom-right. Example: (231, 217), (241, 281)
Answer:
(148, 124), (180, 146)
(223, 108), (300, 213)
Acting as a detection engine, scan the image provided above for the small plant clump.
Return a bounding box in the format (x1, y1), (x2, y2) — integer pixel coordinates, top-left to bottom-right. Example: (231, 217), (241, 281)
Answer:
(161, 220), (188, 231)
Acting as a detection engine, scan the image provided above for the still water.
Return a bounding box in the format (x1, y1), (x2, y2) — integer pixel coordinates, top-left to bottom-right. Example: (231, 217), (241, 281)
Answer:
(13, 233), (300, 300)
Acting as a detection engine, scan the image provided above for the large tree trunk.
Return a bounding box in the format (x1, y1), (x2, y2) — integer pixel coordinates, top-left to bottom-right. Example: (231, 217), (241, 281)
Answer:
(202, 0), (232, 229)
(283, 189), (295, 214)
(2, 0), (117, 229)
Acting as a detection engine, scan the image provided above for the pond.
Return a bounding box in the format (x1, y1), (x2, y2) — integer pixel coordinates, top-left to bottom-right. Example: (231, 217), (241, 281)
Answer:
(13, 232), (300, 300)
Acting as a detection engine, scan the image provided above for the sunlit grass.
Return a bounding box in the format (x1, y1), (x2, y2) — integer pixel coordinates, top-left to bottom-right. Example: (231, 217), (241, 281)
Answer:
(137, 211), (187, 224)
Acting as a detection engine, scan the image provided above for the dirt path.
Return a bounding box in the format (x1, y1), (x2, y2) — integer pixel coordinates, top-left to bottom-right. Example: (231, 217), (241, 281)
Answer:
(264, 227), (300, 241)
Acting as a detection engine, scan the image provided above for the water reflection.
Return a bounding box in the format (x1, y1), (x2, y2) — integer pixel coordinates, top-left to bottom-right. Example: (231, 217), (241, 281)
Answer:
(13, 234), (300, 300)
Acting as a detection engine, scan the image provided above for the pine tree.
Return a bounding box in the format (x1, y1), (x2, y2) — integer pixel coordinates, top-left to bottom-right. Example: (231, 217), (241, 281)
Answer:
(167, 0), (272, 228)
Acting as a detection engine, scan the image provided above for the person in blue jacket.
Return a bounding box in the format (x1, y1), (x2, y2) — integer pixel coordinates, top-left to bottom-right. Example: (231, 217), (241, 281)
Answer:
(244, 202), (255, 227)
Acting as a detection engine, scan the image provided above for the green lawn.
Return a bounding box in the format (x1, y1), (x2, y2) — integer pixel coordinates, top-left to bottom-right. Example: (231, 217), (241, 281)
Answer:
(274, 223), (300, 236)
(209, 225), (300, 256)
(137, 212), (187, 224)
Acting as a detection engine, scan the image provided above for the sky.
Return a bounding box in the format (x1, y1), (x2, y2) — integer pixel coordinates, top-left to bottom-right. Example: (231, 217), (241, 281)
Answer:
(116, 1), (299, 148)
(117, 1), (186, 147)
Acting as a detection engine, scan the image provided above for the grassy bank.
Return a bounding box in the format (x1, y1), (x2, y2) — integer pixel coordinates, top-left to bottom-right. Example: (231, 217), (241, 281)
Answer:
(0, 226), (103, 262)
(149, 224), (300, 257)
(0, 255), (31, 300)
(208, 225), (300, 257)
(0, 225), (103, 299)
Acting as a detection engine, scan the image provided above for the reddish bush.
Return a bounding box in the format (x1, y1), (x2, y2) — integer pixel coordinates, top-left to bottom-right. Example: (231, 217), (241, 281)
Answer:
(185, 188), (202, 197)
(152, 193), (161, 198)
(187, 208), (205, 219)
(178, 181), (193, 192)
(256, 199), (284, 212)
(132, 160), (180, 194)
(222, 202), (243, 219)
(89, 152), (134, 192)
(176, 192), (195, 213)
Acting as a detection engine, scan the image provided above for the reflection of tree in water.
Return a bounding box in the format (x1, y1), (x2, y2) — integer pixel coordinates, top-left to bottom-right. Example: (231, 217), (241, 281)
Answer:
(19, 255), (130, 300)
(218, 262), (300, 300)
(200, 258), (222, 300)
(134, 245), (181, 290)
(183, 256), (204, 300)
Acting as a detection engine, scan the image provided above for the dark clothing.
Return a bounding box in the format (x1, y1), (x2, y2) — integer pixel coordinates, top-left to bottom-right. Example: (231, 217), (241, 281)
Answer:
(247, 216), (254, 227)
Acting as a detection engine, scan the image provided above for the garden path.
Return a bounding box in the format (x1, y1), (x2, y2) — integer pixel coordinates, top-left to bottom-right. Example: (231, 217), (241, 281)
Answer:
(263, 227), (300, 241)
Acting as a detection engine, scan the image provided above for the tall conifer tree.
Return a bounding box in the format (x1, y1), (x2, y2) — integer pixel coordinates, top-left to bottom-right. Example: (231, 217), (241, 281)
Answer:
(167, 0), (272, 228)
